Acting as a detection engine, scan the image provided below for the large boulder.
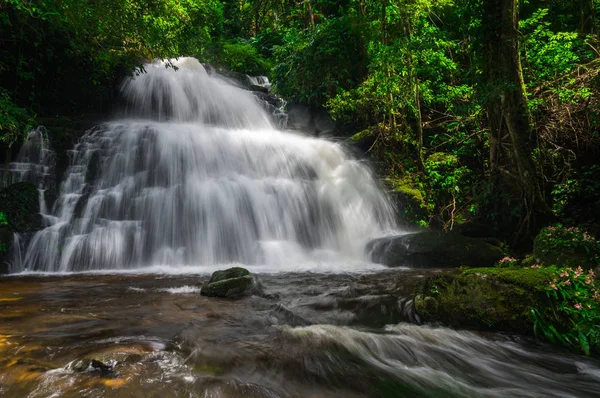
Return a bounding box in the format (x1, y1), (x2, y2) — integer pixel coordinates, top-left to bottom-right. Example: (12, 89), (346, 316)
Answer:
(201, 267), (257, 298)
(366, 231), (504, 268)
(413, 267), (552, 333)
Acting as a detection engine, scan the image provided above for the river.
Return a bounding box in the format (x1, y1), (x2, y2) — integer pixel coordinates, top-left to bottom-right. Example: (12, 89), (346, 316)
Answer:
(1, 270), (599, 397)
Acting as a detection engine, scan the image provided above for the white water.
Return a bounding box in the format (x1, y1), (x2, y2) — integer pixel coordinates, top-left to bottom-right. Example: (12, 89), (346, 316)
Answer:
(17, 58), (397, 273)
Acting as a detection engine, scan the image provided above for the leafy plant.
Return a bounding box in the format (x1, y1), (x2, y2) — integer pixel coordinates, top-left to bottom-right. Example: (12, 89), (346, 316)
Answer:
(215, 40), (271, 75)
(423, 152), (474, 230)
(532, 266), (600, 355)
(535, 225), (600, 266)
(0, 89), (34, 148)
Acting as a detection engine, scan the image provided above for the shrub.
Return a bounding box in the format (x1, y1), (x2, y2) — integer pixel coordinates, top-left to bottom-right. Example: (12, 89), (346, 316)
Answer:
(217, 40), (271, 75)
(532, 266), (600, 355)
(534, 225), (600, 269)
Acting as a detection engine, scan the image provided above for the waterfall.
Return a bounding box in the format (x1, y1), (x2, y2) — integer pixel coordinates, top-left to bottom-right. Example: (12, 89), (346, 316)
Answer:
(2, 126), (56, 212)
(20, 57), (397, 273)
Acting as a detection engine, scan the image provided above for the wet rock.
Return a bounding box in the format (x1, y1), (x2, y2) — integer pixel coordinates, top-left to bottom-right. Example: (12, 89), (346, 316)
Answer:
(69, 358), (113, 375)
(269, 304), (312, 326)
(201, 267), (257, 298)
(338, 294), (409, 327)
(366, 231), (504, 268)
(250, 84), (269, 93)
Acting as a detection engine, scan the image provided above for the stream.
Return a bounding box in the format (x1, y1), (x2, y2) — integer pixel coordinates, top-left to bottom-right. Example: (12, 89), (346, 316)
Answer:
(1, 269), (600, 397)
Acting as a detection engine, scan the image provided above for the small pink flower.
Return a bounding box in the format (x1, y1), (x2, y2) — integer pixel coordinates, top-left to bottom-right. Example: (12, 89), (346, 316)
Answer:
(560, 272), (569, 278)
(586, 279), (592, 285)
(564, 280), (571, 285)
(574, 303), (582, 309)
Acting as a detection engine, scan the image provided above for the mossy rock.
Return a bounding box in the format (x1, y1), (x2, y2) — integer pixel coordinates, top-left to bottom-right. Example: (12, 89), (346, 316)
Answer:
(201, 267), (255, 298)
(348, 128), (378, 152)
(0, 182), (42, 233)
(386, 177), (429, 226)
(366, 232), (504, 268)
(207, 267), (250, 283)
(413, 267), (554, 333)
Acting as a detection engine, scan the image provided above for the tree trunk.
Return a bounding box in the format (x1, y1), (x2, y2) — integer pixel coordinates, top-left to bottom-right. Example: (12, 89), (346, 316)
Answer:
(483, 0), (551, 240)
(305, 0), (315, 28)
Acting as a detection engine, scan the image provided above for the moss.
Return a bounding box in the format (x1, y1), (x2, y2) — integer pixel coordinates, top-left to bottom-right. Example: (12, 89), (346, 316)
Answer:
(390, 177), (425, 205)
(348, 127), (379, 153)
(201, 267), (255, 298)
(207, 267), (251, 284)
(462, 267), (553, 291)
(386, 177), (429, 226)
(414, 267), (553, 333)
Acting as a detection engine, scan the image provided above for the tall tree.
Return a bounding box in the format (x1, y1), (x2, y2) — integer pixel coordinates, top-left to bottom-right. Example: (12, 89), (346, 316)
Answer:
(483, 0), (551, 239)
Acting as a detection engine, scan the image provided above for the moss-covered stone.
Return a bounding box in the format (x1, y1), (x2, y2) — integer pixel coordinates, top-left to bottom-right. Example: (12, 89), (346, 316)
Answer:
(386, 177), (429, 226)
(201, 267), (255, 298)
(367, 232), (504, 268)
(413, 267), (553, 334)
(348, 128), (378, 152)
(206, 266), (251, 284)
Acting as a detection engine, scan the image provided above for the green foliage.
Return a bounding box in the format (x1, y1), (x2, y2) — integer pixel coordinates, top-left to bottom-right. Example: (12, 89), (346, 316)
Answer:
(0, 89), (34, 147)
(534, 225), (600, 266)
(532, 266), (600, 355)
(214, 40), (271, 75)
(0, 0), (224, 116)
(272, 17), (367, 106)
(0, 212), (7, 226)
(520, 7), (595, 111)
(423, 152), (474, 229)
(552, 165), (600, 217)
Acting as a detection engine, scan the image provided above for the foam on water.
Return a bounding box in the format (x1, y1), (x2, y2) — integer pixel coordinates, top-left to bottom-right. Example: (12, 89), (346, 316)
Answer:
(159, 286), (202, 294)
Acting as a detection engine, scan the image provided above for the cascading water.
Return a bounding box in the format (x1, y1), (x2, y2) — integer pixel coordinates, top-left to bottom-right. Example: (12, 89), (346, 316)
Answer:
(2, 126), (56, 213)
(20, 57), (397, 273)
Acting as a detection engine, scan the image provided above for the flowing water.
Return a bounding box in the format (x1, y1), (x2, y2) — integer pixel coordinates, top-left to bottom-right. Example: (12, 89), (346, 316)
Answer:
(2, 58), (600, 397)
(1, 271), (600, 397)
(1, 126), (56, 213)
(17, 57), (395, 273)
